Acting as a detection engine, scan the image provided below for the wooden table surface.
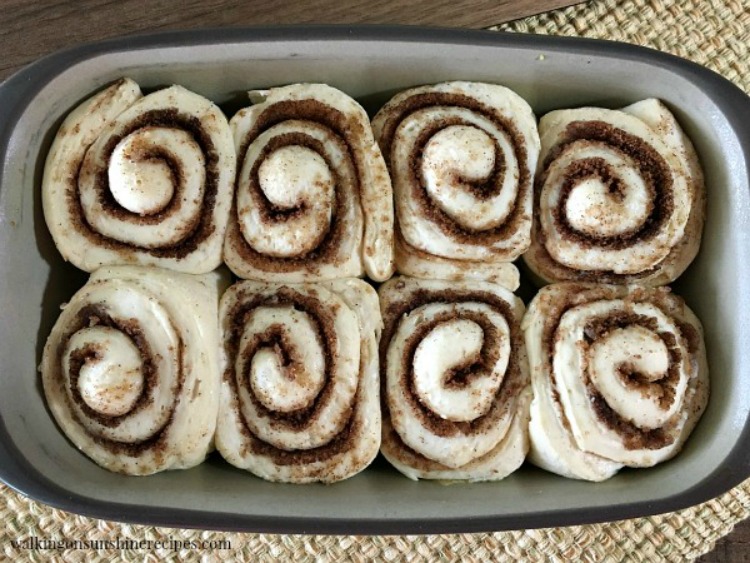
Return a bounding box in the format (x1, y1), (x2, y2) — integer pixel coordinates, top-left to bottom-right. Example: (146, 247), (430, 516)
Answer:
(0, 1), (745, 560)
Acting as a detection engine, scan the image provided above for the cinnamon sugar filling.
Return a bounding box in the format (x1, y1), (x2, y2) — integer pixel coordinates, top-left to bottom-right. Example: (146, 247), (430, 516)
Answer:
(230, 99), (368, 273)
(378, 92), (530, 246)
(533, 120), (675, 281)
(225, 288), (362, 464)
(233, 132), (345, 268)
(542, 288), (688, 451)
(380, 286), (524, 462)
(68, 108), (220, 258)
(60, 303), (184, 456)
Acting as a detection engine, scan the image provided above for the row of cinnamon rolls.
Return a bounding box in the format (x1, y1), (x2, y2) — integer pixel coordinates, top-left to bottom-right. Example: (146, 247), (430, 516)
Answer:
(42, 78), (704, 286)
(42, 268), (707, 483)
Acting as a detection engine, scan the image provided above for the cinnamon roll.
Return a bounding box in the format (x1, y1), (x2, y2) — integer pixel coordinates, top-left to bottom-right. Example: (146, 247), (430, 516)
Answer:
(523, 283), (709, 481)
(42, 78), (236, 274)
(524, 99), (705, 286)
(41, 266), (224, 475)
(224, 84), (395, 283)
(379, 276), (530, 481)
(216, 278), (381, 483)
(371, 82), (541, 289)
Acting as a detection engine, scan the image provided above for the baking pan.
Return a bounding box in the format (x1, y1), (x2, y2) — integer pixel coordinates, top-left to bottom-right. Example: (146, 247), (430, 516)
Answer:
(0, 26), (749, 534)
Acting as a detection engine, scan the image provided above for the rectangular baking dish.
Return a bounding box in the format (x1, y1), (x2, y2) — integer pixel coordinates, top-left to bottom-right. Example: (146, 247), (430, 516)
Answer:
(1, 26), (749, 534)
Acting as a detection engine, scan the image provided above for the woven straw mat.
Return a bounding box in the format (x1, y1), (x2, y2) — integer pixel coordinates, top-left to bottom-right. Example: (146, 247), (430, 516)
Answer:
(3, 0), (749, 561)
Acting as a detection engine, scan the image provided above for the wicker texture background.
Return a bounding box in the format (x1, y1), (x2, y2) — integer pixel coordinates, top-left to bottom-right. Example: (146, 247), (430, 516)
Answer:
(3, 0), (749, 560)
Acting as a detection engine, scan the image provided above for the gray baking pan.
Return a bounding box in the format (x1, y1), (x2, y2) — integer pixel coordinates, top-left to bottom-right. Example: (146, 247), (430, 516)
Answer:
(0, 26), (749, 534)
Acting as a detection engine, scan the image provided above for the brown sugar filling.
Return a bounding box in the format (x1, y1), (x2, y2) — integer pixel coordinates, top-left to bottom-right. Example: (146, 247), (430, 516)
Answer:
(553, 156), (657, 247)
(240, 314), (331, 429)
(224, 288), (361, 464)
(378, 92), (530, 246)
(237, 132), (344, 266)
(542, 288), (687, 451)
(60, 303), (185, 456)
(676, 320), (701, 355)
(98, 145), (184, 222)
(533, 121), (675, 281)
(380, 287), (524, 460)
(400, 310), (509, 435)
(230, 99), (366, 274)
(68, 108), (220, 258)
(582, 312), (681, 415)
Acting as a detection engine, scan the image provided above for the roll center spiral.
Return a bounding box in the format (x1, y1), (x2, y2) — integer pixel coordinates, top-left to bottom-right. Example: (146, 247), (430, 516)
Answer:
(423, 125), (495, 183)
(258, 145), (334, 209)
(536, 119), (682, 277)
(588, 325), (671, 428)
(242, 306), (326, 414)
(414, 319), (489, 422)
(109, 127), (198, 215)
(66, 326), (144, 416)
(400, 305), (512, 427)
(565, 168), (650, 237)
(246, 144), (335, 258)
(422, 125), (516, 231)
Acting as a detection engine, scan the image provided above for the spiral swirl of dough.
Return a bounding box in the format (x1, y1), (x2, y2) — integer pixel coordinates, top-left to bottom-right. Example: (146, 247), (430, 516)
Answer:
(42, 78), (235, 274)
(224, 84), (394, 283)
(523, 283), (709, 481)
(372, 82), (541, 288)
(524, 99), (705, 287)
(216, 278), (381, 483)
(41, 266), (222, 475)
(378, 277), (530, 481)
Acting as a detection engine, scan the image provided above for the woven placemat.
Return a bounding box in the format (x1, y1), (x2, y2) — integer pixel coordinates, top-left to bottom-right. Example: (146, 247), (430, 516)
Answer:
(3, 0), (749, 560)
(494, 0), (749, 94)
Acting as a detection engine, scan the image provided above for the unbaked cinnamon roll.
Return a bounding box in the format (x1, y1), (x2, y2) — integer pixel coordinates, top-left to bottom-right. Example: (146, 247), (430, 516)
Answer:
(224, 84), (395, 283)
(524, 99), (705, 286)
(523, 283), (709, 481)
(42, 78), (235, 274)
(371, 82), (540, 289)
(379, 276), (530, 481)
(41, 266), (224, 475)
(216, 278), (381, 483)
